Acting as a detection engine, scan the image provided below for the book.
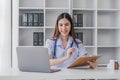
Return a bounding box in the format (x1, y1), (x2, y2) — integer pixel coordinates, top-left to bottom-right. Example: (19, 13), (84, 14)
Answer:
(21, 13), (28, 26)
(38, 32), (44, 46)
(73, 11), (77, 27)
(67, 55), (101, 68)
(28, 13), (33, 26)
(77, 14), (83, 27)
(19, 14), (22, 26)
(33, 13), (39, 26)
(39, 13), (44, 26)
(33, 32), (39, 46)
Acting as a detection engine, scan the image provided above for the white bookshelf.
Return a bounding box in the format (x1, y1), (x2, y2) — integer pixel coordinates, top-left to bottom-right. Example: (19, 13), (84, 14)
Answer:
(12, 0), (120, 67)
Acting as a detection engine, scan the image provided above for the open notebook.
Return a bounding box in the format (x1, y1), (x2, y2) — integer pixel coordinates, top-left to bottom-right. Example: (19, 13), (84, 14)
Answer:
(67, 55), (101, 68)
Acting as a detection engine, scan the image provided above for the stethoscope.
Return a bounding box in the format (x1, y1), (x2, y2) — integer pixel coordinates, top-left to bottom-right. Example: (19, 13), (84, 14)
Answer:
(53, 39), (79, 58)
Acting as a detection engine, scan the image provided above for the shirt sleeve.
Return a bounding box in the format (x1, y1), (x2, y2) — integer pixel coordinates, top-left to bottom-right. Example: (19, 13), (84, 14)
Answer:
(78, 43), (87, 56)
(76, 39), (87, 56)
(45, 39), (54, 56)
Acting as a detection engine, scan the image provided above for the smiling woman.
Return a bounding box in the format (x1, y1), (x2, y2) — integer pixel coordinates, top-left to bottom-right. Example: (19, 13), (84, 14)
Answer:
(0, 0), (12, 71)
(45, 13), (97, 68)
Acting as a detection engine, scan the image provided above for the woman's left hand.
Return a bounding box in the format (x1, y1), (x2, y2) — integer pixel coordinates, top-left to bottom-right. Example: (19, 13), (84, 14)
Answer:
(87, 60), (98, 69)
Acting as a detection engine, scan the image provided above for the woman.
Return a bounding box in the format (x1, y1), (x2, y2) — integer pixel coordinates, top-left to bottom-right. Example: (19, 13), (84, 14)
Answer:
(45, 13), (97, 68)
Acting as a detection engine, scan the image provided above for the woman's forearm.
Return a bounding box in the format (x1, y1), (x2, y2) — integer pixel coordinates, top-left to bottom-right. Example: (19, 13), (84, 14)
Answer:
(50, 57), (68, 66)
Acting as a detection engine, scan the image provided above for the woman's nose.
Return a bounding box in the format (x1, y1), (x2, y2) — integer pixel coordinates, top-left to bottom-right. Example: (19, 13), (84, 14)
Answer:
(62, 25), (66, 29)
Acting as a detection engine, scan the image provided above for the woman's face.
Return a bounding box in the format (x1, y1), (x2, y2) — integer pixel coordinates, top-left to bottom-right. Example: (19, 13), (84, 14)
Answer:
(58, 18), (71, 37)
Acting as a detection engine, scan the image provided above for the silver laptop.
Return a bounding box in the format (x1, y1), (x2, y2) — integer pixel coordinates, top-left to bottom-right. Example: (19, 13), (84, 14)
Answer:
(16, 46), (61, 73)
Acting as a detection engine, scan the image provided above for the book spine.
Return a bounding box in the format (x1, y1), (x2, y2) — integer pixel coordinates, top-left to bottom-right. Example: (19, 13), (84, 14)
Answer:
(33, 13), (39, 26)
(28, 13), (33, 26)
(77, 14), (83, 27)
(21, 13), (28, 26)
(73, 11), (77, 27)
(19, 14), (22, 26)
(33, 32), (39, 46)
(39, 13), (44, 26)
(38, 32), (44, 46)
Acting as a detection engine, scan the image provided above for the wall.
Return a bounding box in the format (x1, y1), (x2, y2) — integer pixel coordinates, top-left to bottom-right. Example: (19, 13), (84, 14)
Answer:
(0, 0), (11, 71)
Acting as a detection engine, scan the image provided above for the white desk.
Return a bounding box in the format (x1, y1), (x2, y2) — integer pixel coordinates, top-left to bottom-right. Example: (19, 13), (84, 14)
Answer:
(0, 67), (120, 80)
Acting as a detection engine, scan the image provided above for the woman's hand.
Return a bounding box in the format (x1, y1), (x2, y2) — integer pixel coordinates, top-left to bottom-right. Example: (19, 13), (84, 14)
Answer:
(87, 60), (98, 69)
(65, 48), (75, 60)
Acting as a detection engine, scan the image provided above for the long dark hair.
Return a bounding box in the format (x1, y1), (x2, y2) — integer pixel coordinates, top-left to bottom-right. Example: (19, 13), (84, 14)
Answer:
(52, 13), (77, 43)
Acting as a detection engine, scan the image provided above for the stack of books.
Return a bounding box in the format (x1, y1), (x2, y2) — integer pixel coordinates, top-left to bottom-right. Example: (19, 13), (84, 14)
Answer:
(73, 11), (83, 27)
(33, 32), (44, 46)
(19, 13), (44, 26)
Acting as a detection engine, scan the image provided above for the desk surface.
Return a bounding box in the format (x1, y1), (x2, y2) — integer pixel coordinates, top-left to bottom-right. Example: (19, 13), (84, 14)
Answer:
(0, 67), (120, 80)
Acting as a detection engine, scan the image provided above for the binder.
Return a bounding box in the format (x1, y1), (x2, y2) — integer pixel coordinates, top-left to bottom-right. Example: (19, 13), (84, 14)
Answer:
(39, 13), (44, 26)
(28, 13), (33, 26)
(38, 32), (44, 46)
(33, 32), (39, 46)
(33, 13), (39, 26)
(22, 13), (28, 26)
(77, 14), (83, 27)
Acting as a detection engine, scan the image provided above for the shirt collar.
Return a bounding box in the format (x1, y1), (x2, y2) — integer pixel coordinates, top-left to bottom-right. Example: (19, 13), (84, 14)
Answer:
(56, 35), (73, 46)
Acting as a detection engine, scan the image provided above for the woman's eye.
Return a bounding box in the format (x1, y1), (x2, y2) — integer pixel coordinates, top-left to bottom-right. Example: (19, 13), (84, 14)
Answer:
(65, 23), (69, 26)
(59, 24), (63, 27)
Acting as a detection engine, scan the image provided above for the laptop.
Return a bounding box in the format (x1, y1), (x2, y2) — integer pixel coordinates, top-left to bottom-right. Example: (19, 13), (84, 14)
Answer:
(16, 46), (61, 73)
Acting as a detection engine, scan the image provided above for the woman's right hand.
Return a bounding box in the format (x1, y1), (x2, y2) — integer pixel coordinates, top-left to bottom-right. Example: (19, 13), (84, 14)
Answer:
(65, 48), (75, 60)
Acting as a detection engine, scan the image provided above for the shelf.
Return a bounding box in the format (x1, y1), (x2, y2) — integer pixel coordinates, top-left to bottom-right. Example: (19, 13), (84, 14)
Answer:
(19, 9), (44, 12)
(97, 9), (120, 11)
(45, 26), (97, 29)
(97, 46), (120, 48)
(45, 8), (69, 11)
(72, 8), (96, 11)
(97, 27), (120, 29)
(19, 7), (44, 10)
(18, 46), (44, 47)
(74, 27), (96, 29)
(45, 8), (69, 10)
(85, 46), (96, 48)
(19, 26), (44, 29)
